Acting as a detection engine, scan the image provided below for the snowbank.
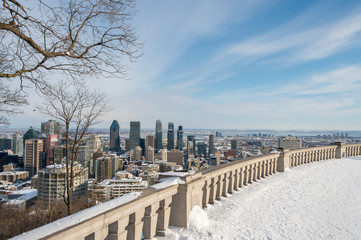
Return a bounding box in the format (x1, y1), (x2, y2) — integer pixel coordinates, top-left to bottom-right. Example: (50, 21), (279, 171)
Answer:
(163, 157), (361, 239)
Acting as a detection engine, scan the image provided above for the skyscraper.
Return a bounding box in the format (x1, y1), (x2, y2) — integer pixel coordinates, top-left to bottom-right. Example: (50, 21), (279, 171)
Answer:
(109, 120), (121, 151)
(45, 134), (59, 166)
(209, 134), (215, 156)
(129, 121), (140, 150)
(41, 120), (62, 136)
(167, 122), (174, 150)
(12, 133), (23, 154)
(187, 135), (196, 156)
(24, 139), (43, 176)
(177, 126), (183, 150)
(197, 142), (207, 157)
(231, 138), (238, 151)
(145, 135), (155, 148)
(23, 127), (40, 145)
(155, 120), (163, 151)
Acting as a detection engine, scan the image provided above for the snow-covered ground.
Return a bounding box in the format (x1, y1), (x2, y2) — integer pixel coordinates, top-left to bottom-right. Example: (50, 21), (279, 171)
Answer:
(163, 157), (361, 240)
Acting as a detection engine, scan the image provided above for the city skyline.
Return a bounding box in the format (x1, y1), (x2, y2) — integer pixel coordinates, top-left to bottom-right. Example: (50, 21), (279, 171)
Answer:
(6, 0), (361, 130)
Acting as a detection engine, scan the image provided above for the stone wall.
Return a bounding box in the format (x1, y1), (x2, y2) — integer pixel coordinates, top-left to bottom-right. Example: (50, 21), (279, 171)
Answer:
(11, 143), (361, 240)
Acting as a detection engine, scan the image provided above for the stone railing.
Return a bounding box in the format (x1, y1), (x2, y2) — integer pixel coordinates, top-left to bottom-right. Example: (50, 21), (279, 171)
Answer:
(11, 142), (361, 240)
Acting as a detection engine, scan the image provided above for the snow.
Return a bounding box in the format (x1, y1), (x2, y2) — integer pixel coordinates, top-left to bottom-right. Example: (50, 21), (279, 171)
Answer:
(150, 177), (185, 189)
(11, 192), (141, 240)
(162, 157), (361, 239)
(160, 171), (194, 177)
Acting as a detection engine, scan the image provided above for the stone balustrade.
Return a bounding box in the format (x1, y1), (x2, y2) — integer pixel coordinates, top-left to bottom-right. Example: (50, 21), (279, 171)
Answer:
(11, 142), (361, 240)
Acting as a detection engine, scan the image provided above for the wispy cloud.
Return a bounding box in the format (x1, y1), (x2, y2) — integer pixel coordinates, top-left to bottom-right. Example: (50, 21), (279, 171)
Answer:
(220, 8), (361, 65)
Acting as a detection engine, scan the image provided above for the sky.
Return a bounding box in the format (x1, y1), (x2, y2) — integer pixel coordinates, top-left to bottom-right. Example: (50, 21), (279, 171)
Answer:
(7, 0), (361, 130)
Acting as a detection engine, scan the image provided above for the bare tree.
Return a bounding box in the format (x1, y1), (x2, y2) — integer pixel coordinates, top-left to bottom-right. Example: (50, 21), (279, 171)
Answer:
(0, 0), (141, 83)
(37, 80), (110, 215)
(0, 81), (28, 125)
(0, 0), (141, 122)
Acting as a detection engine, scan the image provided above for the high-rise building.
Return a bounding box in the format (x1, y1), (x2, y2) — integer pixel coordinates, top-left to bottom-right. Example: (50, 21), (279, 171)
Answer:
(12, 133), (23, 154)
(129, 121), (140, 150)
(23, 127), (40, 145)
(0, 137), (12, 151)
(197, 142), (207, 157)
(177, 126), (183, 150)
(37, 164), (88, 207)
(96, 157), (113, 181)
(158, 149), (167, 161)
(145, 135), (155, 148)
(155, 120), (163, 151)
(54, 145), (66, 164)
(41, 120), (62, 136)
(125, 138), (130, 152)
(209, 151), (220, 166)
(146, 146), (155, 162)
(109, 120), (121, 151)
(130, 146), (142, 161)
(45, 134), (59, 166)
(140, 138), (146, 156)
(167, 122), (175, 150)
(86, 134), (102, 151)
(187, 135), (196, 156)
(216, 131), (222, 137)
(231, 138), (238, 151)
(24, 139), (44, 176)
(168, 150), (183, 165)
(208, 134), (215, 156)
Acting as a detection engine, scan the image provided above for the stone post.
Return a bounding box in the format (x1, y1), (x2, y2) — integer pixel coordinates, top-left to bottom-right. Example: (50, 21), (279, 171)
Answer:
(332, 142), (346, 159)
(126, 209), (145, 240)
(222, 173), (229, 197)
(143, 203), (160, 239)
(107, 218), (129, 240)
(156, 197), (172, 236)
(277, 148), (290, 172)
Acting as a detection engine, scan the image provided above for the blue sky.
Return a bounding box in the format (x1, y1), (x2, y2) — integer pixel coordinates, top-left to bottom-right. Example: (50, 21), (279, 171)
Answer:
(8, 0), (361, 130)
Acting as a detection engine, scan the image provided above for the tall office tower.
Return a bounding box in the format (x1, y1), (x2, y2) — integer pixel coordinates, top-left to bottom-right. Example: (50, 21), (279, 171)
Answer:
(130, 146), (142, 161)
(125, 138), (130, 152)
(45, 134), (59, 166)
(167, 122), (175, 150)
(41, 120), (62, 136)
(23, 127), (40, 145)
(177, 126), (184, 150)
(168, 150), (183, 165)
(86, 134), (102, 151)
(187, 135), (196, 155)
(0, 137), (12, 151)
(145, 135), (155, 148)
(54, 145), (66, 164)
(109, 120), (121, 151)
(158, 149), (167, 161)
(216, 131), (222, 137)
(140, 138), (146, 156)
(129, 121), (141, 150)
(155, 120), (163, 151)
(146, 146), (155, 162)
(77, 146), (91, 170)
(91, 149), (105, 178)
(96, 157), (113, 181)
(37, 164), (88, 207)
(12, 133), (23, 154)
(197, 142), (207, 157)
(208, 134), (215, 156)
(231, 138), (238, 151)
(24, 139), (44, 176)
